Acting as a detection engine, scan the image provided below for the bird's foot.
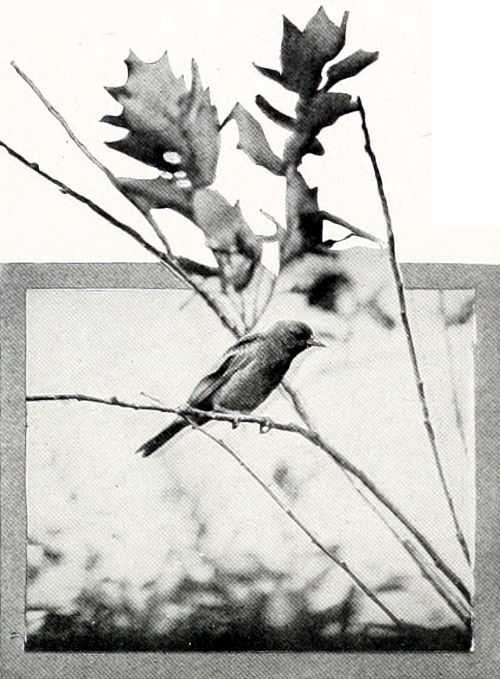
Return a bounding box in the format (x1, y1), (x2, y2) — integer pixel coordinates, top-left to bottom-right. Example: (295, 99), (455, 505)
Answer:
(231, 415), (241, 429)
(259, 418), (272, 434)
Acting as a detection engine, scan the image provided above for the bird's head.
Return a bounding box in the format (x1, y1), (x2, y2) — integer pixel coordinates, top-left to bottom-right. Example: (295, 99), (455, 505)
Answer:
(269, 321), (325, 354)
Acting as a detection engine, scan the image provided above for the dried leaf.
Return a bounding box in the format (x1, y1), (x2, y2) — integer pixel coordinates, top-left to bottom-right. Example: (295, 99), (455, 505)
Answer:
(253, 64), (285, 86)
(103, 51), (188, 170)
(114, 176), (193, 216)
(255, 9), (377, 102)
(255, 95), (295, 130)
(193, 188), (262, 291)
(301, 92), (358, 135)
(179, 60), (220, 187)
(104, 51), (220, 190)
(324, 50), (379, 89)
(302, 7), (348, 69)
(280, 9), (348, 97)
(230, 103), (283, 175)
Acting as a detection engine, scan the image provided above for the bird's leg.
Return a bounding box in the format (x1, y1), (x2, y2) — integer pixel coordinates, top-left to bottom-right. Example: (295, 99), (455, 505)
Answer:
(211, 407), (242, 429)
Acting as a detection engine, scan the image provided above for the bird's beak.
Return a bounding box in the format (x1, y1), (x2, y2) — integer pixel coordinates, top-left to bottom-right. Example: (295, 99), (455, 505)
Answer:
(307, 336), (326, 348)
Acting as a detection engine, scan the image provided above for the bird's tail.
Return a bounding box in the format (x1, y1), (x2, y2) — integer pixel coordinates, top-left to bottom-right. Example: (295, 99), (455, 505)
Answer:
(136, 418), (188, 457)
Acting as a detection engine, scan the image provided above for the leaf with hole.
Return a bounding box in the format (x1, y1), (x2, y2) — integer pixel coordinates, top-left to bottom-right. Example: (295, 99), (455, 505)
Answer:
(113, 176), (193, 217)
(103, 52), (220, 189)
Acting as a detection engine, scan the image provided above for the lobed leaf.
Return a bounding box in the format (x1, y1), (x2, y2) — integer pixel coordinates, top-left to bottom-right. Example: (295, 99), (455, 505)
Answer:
(279, 9), (349, 97)
(324, 50), (379, 90)
(103, 51), (188, 171)
(113, 176), (193, 216)
(255, 95), (296, 130)
(300, 92), (358, 135)
(230, 103), (283, 175)
(193, 188), (262, 291)
(179, 60), (220, 187)
(103, 51), (220, 203)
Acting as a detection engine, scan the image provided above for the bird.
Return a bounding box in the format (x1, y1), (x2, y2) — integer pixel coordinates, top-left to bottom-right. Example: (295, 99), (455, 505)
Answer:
(136, 320), (325, 457)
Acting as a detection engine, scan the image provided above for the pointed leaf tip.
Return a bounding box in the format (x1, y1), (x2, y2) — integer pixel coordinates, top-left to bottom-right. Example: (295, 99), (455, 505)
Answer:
(125, 50), (141, 69)
(191, 58), (203, 91)
(255, 94), (295, 130)
(193, 187), (262, 291)
(105, 85), (127, 99)
(100, 113), (127, 128)
(324, 50), (379, 89)
(253, 63), (286, 87)
(230, 103), (283, 175)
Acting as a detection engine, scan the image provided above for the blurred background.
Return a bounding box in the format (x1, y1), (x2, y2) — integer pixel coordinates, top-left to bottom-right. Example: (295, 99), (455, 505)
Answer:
(25, 249), (474, 651)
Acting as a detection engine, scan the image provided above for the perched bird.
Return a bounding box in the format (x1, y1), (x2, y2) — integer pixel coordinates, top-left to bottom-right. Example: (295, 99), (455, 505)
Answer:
(136, 320), (324, 457)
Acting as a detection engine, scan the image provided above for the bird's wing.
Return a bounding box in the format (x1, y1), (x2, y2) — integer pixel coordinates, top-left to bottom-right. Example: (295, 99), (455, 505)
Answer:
(188, 333), (263, 408)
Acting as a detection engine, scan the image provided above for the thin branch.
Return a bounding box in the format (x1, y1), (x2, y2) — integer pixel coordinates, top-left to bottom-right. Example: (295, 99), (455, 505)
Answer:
(27, 392), (471, 606)
(402, 539), (470, 625)
(11, 62), (114, 182)
(190, 423), (406, 629)
(0, 140), (168, 262)
(356, 97), (471, 567)
(139, 388), (407, 628)
(12, 61), (176, 256)
(280, 383), (470, 623)
(143, 211), (174, 257)
(0, 140), (242, 338)
(319, 211), (384, 246)
(344, 473), (470, 624)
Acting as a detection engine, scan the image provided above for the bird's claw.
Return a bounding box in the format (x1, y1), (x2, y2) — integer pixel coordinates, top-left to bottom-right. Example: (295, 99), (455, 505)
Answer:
(259, 418), (272, 434)
(231, 415), (241, 429)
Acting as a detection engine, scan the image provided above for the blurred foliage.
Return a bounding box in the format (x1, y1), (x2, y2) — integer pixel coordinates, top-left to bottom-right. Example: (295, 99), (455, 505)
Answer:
(27, 551), (471, 651)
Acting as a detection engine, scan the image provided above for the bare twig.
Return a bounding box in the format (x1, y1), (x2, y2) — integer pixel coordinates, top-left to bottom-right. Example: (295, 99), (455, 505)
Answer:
(356, 97), (471, 567)
(402, 539), (470, 625)
(280, 384), (470, 623)
(190, 423), (406, 628)
(0, 141), (168, 262)
(27, 392), (470, 605)
(12, 61), (175, 256)
(344, 474), (470, 624)
(0, 140), (242, 337)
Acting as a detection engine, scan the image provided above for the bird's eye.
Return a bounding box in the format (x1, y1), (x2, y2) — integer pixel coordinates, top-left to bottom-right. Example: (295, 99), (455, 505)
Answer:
(293, 326), (309, 340)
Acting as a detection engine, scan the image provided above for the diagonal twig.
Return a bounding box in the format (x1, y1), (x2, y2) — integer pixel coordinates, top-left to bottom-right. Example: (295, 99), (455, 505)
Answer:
(190, 423), (406, 628)
(27, 391), (471, 607)
(279, 384), (469, 623)
(11, 60), (174, 256)
(356, 97), (471, 567)
(0, 140), (242, 338)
